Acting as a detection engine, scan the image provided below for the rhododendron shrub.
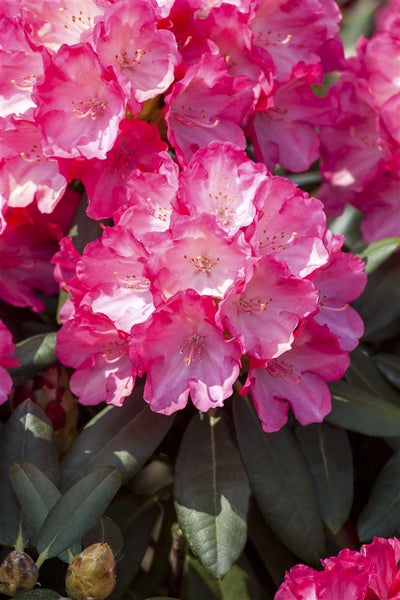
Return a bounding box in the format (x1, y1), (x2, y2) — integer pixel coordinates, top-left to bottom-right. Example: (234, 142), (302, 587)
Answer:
(1, 1), (400, 598)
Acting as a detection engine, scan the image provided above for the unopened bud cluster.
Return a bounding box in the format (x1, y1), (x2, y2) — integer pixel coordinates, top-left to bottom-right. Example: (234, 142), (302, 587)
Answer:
(0, 550), (38, 596)
(65, 543), (116, 600)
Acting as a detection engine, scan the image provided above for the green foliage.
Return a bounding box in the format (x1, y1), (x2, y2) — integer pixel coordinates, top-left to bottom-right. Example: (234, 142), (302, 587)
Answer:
(9, 333), (57, 385)
(174, 411), (250, 578)
(233, 396), (325, 564)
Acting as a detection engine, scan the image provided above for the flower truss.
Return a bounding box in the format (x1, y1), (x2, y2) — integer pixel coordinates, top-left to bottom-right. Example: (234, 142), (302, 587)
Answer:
(5, 0), (398, 435)
(275, 536), (400, 599)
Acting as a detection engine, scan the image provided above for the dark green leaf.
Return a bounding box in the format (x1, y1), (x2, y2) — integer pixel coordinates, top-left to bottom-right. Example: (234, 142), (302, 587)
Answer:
(295, 423), (353, 534)
(174, 411), (250, 578)
(346, 348), (400, 407)
(60, 382), (174, 490)
(375, 354), (400, 391)
(233, 396), (325, 564)
(0, 400), (59, 546)
(37, 466), (121, 564)
(353, 255), (400, 342)
(358, 236), (400, 274)
(358, 448), (400, 541)
(83, 517), (124, 559)
(9, 460), (61, 536)
(9, 333), (57, 385)
(327, 380), (400, 436)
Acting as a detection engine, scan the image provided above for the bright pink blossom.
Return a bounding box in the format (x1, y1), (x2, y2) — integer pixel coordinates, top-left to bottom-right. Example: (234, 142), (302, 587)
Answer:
(164, 52), (254, 164)
(276, 536), (400, 599)
(145, 213), (252, 303)
(242, 320), (349, 432)
(0, 320), (18, 405)
(93, 0), (180, 105)
(56, 306), (135, 407)
(176, 141), (267, 235)
(32, 43), (127, 160)
(217, 255), (318, 361)
(129, 290), (242, 414)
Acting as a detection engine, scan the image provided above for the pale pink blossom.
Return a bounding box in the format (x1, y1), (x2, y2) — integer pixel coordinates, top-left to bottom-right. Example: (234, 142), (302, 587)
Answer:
(93, 0), (180, 105)
(176, 141), (267, 235)
(0, 116), (67, 214)
(33, 42), (127, 160)
(145, 213), (252, 304)
(129, 290), (242, 414)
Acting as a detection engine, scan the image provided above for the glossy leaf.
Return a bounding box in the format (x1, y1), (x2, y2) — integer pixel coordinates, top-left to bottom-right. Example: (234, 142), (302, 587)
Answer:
(346, 348), (400, 407)
(357, 236), (400, 274)
(174, 411), (250, 578)
(0, 400), (59, 547)
(9, 460), (61, 536)
(9, 333), (57, 385)
(60, 382), (174, 490)
(37, 466), (121, 564)
(295, 423), (353, 534)
(233, 396), (325, 564)
(327, 380), (400, 436)
(358, 448), (400, 541)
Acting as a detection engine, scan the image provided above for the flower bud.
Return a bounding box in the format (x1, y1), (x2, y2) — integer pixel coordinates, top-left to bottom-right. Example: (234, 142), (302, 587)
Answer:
(0, 551), (39, 596)
(65, 543), (116, 600)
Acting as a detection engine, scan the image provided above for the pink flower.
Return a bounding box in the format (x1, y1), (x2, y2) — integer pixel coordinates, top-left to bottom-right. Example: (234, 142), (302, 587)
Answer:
(242, 320), (349, 432)
(276, 537), (400, 599)
(0, 116), (67, 214)
(93, 0), (180, 105)
(33, 43), (127, 160)
(145, 213), (252, 304)
(248, 173), (328, 277)
(164, 52), (254, 164)
(0, 15), (44, 118)
(129, 290), (242, 414)
(0, 320), (18, 405)
(176, 141), (267, 236)
(56, 306), (135, 407)
(73, 119), (170, 220)
(310, 234), (366, 351)
(217, 254), (318, 361)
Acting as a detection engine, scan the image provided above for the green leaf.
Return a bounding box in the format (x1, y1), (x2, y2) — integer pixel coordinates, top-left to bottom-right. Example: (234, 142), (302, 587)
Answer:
(60, 382), (174, 490)
(187, 556), (267, 600)
(37, 466), (121, 564)
(375, 354), (400, 391)
(295, 423), (353, 534)
(353, 255), (400, 342)
(357, 236), (400, 274)
(0, 400), (59, 547)
(9, 333), (57, 385)
(174, 411), (250, 578)
(13, 590), (61, 600)
(233, 396), (325, 564)
(346, 348), (400, 406)
(327, 380), (400, 436)
(358, 448), (400, 541)
(9, 460), (61, 536)
(83, 517), (124, 559)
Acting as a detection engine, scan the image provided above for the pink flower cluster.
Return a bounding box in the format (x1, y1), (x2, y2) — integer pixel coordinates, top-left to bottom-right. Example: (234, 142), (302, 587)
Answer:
(318, 0), (400, 242)
(0, 320), (18, 404)
(54, 141), (366, 431)
(0, 0), (370, 430)
(275, 536), (400, 599)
